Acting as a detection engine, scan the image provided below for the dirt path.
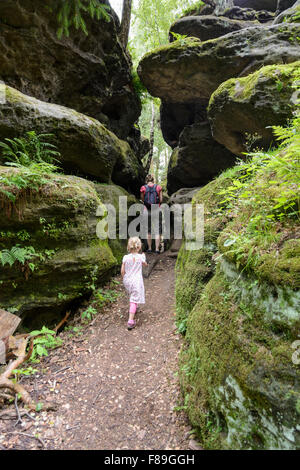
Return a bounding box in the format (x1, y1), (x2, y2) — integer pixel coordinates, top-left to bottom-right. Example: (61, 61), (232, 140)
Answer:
(0, 255), (192, 450)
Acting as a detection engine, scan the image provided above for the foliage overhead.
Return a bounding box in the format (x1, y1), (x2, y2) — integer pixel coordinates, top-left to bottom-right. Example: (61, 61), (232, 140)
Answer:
(48, 0), (111, 38)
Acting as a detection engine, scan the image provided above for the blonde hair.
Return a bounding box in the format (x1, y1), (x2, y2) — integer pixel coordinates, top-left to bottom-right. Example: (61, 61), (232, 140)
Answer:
(145, 174), (154, 184)
(127, 237), (142, 253)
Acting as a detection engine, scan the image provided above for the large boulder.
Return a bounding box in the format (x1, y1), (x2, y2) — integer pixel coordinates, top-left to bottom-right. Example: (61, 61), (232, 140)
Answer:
(169, 187), (203, 205)
(0, 168), (116, 328)
(0, 0), (141, 141)
(167, 122), (236, 195)
(202, 0), (278, 12)
(176, 140), (300, 449)
(276, 0), (298, 13)
(234, 0), (278, 10)
(181, 3), (215, 17)
(138, 23), (300, 103)
(160, 100), (208, 148)
(221, 6), (275, 22)
(274, 0), (300, 22)
(169, 15), (254, 42)
(0, 84), (145, 194)
(208, 61), (300, 156)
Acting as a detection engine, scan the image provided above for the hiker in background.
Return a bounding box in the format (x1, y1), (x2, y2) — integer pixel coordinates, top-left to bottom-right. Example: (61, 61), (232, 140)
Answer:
(140, 174), (163, 254)
(121, 237), (148, 330)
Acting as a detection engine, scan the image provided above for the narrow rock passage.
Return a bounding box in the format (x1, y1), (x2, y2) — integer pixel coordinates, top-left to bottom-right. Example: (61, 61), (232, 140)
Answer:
(1, 255), (190, 450)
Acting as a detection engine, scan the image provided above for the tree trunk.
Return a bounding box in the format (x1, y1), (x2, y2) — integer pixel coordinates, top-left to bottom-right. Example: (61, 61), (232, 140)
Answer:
(120, 0), (132, 48)
(144, 101), (155, 175)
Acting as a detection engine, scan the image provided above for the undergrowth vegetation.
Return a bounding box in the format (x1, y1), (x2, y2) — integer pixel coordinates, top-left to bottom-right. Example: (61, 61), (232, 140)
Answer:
(216, 114), (300, 274)
(0, 132), (61, 212)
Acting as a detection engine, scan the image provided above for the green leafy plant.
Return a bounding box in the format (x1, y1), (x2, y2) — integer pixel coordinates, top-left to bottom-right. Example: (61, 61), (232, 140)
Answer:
(0, 245), (37, 269)
(81, 306), (98, 323)
(217, 113), (300, 274)
(12, 366), (38, 380)
(173, 393), (190, 412)
(0, 245), (56, 278)
(181, 0), (205, 17)
(176, 317), (188, 335)
(51, 0), (111, 38)
(0, 162), (59, 206)
(218, 115), (300, 222)
(35, 402), (44, 412)
(65, 325), (83, 336)
(170, 31), (188, 45)
(29, 326), (63, 363)
(0, 131), (60, 167)
(0, 132), (61, 206)
(94, 287), (120, 307)
(131, 70), (149, 102)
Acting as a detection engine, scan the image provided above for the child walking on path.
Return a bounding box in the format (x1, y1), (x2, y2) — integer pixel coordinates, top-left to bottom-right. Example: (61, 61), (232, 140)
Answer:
(121, 237), (148, 330)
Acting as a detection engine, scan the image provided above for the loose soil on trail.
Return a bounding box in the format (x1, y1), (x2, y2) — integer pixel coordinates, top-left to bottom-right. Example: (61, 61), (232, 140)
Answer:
(0, 254), (193, 450)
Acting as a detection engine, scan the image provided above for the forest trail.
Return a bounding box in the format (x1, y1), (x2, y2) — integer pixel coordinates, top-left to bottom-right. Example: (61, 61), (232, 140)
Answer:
(1, 254), (192, 450)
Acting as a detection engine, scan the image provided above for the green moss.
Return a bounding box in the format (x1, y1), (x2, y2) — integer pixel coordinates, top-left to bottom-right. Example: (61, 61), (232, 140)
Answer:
(169, 148), (178, 170)
(108, 238), (127, 265)
(175, 166), (245, 325)
(0, 170), (118, 322)
(141, 36), (202, 62)
(180, 0), (205, 17)
(179, 267), (300, 449)
(175, 245), (215, 327)
(208, 61), (300, 110)
(175, 116), (300, 448)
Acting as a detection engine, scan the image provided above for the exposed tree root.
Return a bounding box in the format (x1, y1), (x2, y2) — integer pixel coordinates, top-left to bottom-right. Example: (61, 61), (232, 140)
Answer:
(54, 310), (71, 333)
(0, 336), (36, 410)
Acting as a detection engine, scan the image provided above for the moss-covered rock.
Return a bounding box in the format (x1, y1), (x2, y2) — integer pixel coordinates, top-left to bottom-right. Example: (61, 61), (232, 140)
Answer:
(181, 1), (213, 17)
(160, 100), (208, 149)
(208, 61), (300, 155)
(176, 128), (300, 448)
(274, 0), (300, 23)
(277, 0), (298, 15)
(169, 15), (254, 43)
(175, 166), (240, 324)
(138, 23), (300, 103)
(0, 0), (141, 141)
(0, 84), (145, 193)
(167, 121), (237, 194)
(234, 0), (278, 11)
(222, 5), (275, 22)
(180, 266), (300, 449)
(0, 167), (117, 327)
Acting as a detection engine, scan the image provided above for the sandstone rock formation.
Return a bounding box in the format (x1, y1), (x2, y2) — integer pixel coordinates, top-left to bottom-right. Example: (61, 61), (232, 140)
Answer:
(274, 0), (300, 22)
(208, 61), (300, 155)
(0, 0), (140, 142)
(169, 15), (253, 42)
(0, 84), (145, 194)
(138, 24), (300, 103)
(0, 169), (116, 327)
(139, 19), (299, 194)
(176, 141), (300, 449)
(167, 122), (236, 194)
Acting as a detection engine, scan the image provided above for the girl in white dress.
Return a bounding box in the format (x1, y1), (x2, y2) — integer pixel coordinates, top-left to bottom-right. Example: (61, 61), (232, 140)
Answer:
(121, 237), (148, 330)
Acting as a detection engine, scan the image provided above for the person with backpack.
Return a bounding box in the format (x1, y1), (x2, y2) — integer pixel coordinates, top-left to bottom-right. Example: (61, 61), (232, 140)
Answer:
(140, 174), (163, 254)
